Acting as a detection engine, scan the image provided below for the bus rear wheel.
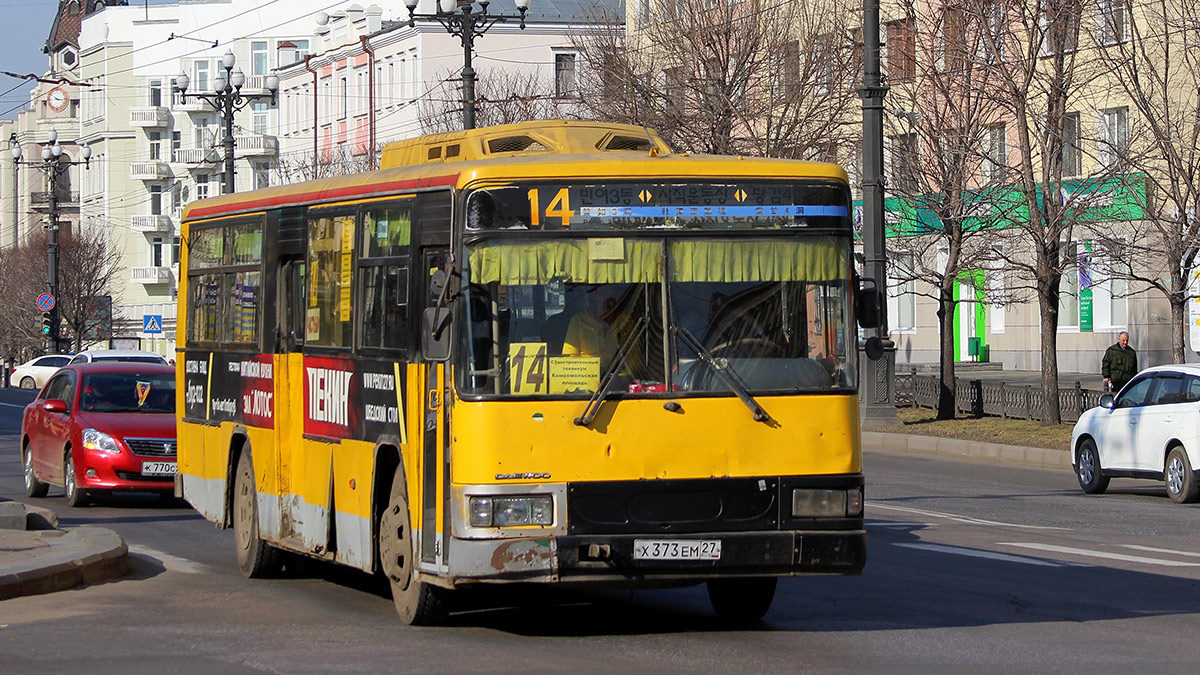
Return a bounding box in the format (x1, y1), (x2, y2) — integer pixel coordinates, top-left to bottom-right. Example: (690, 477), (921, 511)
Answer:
(379, 469), (448, 625)
(233, 451), (282, 578)
(707, 577), (777, 625)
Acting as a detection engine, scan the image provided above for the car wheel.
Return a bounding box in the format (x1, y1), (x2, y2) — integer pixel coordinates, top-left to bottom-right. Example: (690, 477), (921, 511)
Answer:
(19, 376), (35, 389)
(379, 466), (448, 625)
(23, 443), (48, 498)
(232, 451), (282, 578)
(1164, 447), (1200, 504)
(1076, 438), (1110, 495)
(63, 449), (89, 507)
(707, 577), (777, 625)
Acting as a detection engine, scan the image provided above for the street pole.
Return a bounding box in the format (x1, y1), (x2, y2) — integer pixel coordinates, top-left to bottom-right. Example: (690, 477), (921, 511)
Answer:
(175, 50), (279, 194)
(403, 0), (531, 131)
(858, 0), (900, 427)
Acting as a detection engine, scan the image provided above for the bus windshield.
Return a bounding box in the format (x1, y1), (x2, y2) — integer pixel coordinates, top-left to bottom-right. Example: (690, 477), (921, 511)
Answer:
(460, 236), (855, 398)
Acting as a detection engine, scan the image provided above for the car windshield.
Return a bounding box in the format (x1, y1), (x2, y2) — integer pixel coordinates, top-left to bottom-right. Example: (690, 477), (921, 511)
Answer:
(80, 372), (175, 413)
(459, 236), (855, 398)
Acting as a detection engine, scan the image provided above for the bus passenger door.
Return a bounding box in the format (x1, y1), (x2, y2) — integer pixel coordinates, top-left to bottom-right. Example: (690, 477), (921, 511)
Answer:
(275, 255), (305, 540)
(418, 247), (452, 569)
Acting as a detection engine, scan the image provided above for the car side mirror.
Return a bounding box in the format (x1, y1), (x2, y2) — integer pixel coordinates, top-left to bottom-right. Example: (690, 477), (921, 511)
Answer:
(1099, 393), (1115, 410)
(856, 278), (884, 329)
(43, 399), (68, 413)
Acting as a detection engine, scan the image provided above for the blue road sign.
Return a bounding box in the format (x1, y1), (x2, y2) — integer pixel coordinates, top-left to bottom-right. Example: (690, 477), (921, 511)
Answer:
(143, 315), (163, 334)
(36, 293), (55, 311)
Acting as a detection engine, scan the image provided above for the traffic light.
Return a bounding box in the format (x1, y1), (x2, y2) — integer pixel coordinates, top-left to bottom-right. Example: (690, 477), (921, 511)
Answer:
(41, 312), (52, 335)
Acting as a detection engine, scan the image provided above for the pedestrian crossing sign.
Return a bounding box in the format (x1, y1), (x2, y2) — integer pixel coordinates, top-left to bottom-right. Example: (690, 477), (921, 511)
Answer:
(143, 315), (163, 334)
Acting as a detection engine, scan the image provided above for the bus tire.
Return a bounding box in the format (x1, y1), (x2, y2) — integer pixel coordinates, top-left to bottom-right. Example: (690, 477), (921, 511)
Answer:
(707, 577), (777, 624)
(379, 467), (448, 625)
(233, 451), (282, 578)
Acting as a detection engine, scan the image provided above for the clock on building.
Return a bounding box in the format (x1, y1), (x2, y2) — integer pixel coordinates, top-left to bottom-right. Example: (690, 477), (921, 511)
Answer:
(46, 87), (68, 112)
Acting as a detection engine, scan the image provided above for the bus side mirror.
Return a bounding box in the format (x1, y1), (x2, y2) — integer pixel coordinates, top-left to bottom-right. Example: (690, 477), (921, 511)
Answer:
(856, 278), (884, 329)
(422, 307), (452, 361)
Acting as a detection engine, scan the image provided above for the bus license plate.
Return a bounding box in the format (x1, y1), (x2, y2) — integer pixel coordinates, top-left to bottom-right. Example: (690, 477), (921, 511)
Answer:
(633, 539), (721, 560)
(142, 461), (177, 477)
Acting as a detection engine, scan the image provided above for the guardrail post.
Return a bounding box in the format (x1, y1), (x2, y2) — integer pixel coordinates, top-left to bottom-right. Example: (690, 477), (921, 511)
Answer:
(999, 382), (1007, 419)
(972, 379), (983, 417)
(1024, 385), (1032, 420)
(1075, 381), (1084, 417)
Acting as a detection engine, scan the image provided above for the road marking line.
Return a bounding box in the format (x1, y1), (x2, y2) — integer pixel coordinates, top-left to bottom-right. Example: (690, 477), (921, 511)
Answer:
(868, 502), (1072, 531)
(1121, 545), (1200, 558)
(866, 521), (929, 529)
(999, 542), (1200, 567)
(896, 542), (1075, 567)
(128, 545), (204, 574)
(0, 401), (29, 408)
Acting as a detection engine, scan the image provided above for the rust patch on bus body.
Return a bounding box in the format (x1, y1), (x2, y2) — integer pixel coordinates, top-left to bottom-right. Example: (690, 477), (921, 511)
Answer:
(489, 539), (551, 572)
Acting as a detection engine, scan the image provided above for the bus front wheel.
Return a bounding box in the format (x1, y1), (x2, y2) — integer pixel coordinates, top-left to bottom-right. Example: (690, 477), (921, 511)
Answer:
(707, 577), (777, 625)
(379, 469), (448, 625)
(233, 451), (282, 578)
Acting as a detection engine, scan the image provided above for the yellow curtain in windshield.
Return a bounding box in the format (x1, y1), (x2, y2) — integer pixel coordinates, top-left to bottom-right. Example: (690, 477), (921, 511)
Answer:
(469, 237), (846, 285)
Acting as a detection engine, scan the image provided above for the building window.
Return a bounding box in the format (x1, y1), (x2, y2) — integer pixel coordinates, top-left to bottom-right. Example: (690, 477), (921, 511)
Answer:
(555, 53), (577, 98)
(812, 35), (838, 94)
(1099, 106), (1128, 170)
(294, 40), (310, 60)
(889, 132), (919, 193)
(339, 75), (348, 119)
(251, 41), (269, 76)
(149, 79), (163, 107)
(196, 173), (210, 201)
(1095, 0), (1126, 46)
(193, 60), (210, 94)
(173, 236), (181, 266)
(1061, 112), (1081, 177)
(151, 236), (164, 268)
(886, 17), (915, 82)
(888, 252), (917, 331)
(638, 0), (649, 24)
(665, 67), (687, 111)
(172, 131), (182, 159)
(1041, 5), (1080, 55)
(252, 101), (269, 135)
(984, 123), (1006, 184)
(253, 161), (270, 190)
(149, 131), (163, 161)
(149, 185), (163, 216)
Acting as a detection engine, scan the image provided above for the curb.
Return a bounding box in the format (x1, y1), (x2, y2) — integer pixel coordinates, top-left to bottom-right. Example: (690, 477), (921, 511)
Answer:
(863, 431), (1071, 470)
(0, 526), (129, 601)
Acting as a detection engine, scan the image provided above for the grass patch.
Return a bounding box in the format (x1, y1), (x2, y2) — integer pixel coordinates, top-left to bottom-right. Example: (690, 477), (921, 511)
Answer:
(892, 407), (1074, 450)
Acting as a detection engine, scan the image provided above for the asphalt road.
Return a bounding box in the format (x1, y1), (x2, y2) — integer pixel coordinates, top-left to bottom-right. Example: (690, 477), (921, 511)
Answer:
(3, 396), (1200, 672)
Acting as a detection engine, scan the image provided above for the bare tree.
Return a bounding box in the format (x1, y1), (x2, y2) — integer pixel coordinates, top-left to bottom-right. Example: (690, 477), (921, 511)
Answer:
(982, 0), (1118, 424)
(276, 141), (384, 184)
(885, 1), (1010, 419)
(570, 2), (860, 160)
(1086, 0), (1200, 363)
(417, 68), (571, 134)
(38, 224), (124, 353)
(0, 245), (53, 363)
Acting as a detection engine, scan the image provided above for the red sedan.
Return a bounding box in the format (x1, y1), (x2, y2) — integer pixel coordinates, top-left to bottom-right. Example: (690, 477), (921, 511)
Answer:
(21, 362), (177, 507)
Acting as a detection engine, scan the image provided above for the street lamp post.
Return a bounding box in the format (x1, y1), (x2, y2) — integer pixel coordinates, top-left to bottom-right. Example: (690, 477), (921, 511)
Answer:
(857, 0), (900, 426)
(175, 50), (279, 194)
(11, 129), (91, 354)
(403, 0), (532, 130)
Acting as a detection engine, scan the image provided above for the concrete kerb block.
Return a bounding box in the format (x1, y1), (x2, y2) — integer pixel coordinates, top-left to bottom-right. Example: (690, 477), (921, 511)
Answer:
(25, 505), (58, 530)
(0, 526), (128, 601)
(0, 502), (25, 530)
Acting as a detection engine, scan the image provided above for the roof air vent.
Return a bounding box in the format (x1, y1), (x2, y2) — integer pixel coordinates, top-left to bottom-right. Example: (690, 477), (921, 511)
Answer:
(488, 135), (549, 154)
(602, 135), (656, 152)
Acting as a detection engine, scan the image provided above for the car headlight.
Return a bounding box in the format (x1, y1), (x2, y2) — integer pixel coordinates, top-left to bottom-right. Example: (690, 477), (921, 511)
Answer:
(82, 429), (122, 455)
(469, 495), (553, 527)
(792, 488), (862, 517)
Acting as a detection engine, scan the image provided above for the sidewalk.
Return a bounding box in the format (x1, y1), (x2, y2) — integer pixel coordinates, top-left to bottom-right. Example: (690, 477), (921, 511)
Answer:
(0, 501), (128, 601)
(863, 430), (1071, 469)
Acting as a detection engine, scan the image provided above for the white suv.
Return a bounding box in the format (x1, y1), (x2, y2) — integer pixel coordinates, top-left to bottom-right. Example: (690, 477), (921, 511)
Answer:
(10, 355), (71, 389)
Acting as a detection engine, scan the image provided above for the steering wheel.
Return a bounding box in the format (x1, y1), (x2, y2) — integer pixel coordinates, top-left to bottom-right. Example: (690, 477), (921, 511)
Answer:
(688, 338), (785, 390)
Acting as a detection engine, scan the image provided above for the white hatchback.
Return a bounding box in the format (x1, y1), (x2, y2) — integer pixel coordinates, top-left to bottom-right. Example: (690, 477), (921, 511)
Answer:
(1071, 364), (1200, 503)
(10, 355), (72, 390)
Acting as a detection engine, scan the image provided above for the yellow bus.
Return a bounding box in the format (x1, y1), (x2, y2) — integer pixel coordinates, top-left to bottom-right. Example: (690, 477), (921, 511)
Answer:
(176, 120), (880, 625)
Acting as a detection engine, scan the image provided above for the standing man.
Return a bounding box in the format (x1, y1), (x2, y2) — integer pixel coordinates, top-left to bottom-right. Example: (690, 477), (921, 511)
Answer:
(1102, 331), (1138, 392)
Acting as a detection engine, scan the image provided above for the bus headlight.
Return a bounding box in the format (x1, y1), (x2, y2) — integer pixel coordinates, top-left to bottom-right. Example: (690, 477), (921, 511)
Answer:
(469, 495), (554, 527)
(82, 429), (122, 455)
(792, 488), (862, 517)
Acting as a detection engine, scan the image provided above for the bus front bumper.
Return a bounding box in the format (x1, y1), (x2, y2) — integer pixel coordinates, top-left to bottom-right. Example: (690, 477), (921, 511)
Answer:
(446, 530), (865, 585)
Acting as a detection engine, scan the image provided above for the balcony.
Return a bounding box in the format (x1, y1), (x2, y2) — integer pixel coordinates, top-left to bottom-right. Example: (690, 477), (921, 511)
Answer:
(171, 93), (213, 113)
(235, 134), (278, 157)
(131, 266), (173, 285)
(243, 75), (275, 92)
(130, 161), (171, 180)
(131, 214), (173, 233)
(130, 106), (170, 127)
(172, 147), (219, 167)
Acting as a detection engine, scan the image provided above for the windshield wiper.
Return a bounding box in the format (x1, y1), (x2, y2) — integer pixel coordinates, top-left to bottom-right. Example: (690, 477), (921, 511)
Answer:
(574, 316), (648, 427)
(676, 327), (771, 423)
